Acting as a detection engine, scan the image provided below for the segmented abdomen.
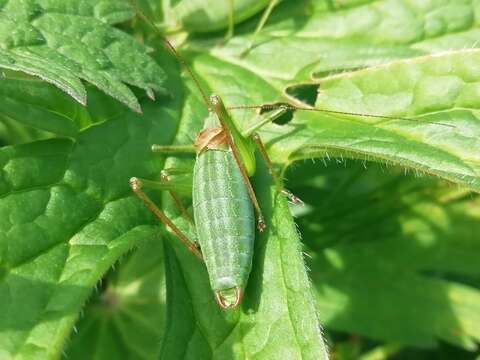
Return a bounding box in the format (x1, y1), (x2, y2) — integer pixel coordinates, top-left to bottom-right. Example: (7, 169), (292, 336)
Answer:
(192, 149), (254, 292)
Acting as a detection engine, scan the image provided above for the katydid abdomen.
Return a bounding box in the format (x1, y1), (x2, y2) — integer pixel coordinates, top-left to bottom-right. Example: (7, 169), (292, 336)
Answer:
(193, 148), (254, 308)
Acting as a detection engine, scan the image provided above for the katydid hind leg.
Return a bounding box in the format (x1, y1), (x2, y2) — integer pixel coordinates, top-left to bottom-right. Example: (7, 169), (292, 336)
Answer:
(129, 177), (202, 260)
(210, 95), (267, 231)
(229, 142), (267, 231)
(252, 132), (304, 205)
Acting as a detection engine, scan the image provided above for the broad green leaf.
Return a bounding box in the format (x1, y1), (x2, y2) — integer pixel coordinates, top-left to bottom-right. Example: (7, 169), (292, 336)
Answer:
(204, 0), (480, 86)
(0, 116), (51, 146)
(0, 55), (173, 137)
(156, 167), (328, 359)
(160, 194), (329, 359)
(0, 100), (177, 359)
(291, 0), (477, 45)
(0, 73), (150, 137)
(0, 75), (85, 137)
(265, 50), (480, 192)
(147, 80), (328, 359)
(0, 0), (167, 112)
(287, 160), (480, 350)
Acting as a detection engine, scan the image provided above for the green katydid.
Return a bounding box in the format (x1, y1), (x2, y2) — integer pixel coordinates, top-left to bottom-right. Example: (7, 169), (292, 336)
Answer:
(130, 89), (299, 309)
(129, 0), (304, 309)
(129, 2), (454, 309)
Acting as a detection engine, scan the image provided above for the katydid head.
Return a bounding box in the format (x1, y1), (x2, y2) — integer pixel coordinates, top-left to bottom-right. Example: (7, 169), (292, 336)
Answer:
(214, 287), (244, 310)
(209, 94), (227, 117)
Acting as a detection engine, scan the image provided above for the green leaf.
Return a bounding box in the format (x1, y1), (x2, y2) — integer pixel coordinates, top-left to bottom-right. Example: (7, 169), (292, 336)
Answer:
(287, 160), (480, 350)
(187, 49), (480, 193)
(0, 100), (177, 358)
(158, 164), (329, 359)
(0, 69), (159, 138)
(4, 1), (480, 359)
(263, 50), (480, 192)
(203, 0), (480, 86)
(134, 80), (329, 359)
(66, 237), (167, 360)
(0, 116), (51, 146)
(0, 0), (167, 112)
(0, 75), (82, 137)
(171, 0), (271, 32)
(1, 72), (328, 359)
(290, 0), (478, 45)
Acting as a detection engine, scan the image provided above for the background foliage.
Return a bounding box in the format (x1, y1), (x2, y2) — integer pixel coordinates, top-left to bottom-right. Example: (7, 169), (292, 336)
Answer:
(0, 0), (479, 359)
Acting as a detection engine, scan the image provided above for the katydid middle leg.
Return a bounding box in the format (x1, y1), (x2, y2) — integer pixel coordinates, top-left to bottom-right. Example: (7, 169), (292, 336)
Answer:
(129, 176), (202, 260)
(160, 168), (194, 223)
(131, 143), (201, 258)
(151, 143), (197, 222)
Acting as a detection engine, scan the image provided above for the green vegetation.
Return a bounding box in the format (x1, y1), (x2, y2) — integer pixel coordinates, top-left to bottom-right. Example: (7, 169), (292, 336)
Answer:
(0, 0), (479, 359)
